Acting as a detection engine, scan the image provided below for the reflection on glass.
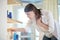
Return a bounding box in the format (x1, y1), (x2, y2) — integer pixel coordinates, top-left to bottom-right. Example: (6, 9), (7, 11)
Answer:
(36, 37), (39, 40)
(17, 8), (29, 28)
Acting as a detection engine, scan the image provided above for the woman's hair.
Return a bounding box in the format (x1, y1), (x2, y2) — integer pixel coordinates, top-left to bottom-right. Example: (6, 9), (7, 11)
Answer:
(24, 4), (42, 19)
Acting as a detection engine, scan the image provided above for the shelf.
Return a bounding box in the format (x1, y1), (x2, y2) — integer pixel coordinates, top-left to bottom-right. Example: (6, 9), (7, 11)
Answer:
(8, 0), (21, 5)
(7, 18), (22, 23)
(7, 27), (24, 32)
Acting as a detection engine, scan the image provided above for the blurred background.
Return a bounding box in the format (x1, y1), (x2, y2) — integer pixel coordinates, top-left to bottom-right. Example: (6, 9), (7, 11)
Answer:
(7, 0), (60, 40)
(0, 0), (60, 40)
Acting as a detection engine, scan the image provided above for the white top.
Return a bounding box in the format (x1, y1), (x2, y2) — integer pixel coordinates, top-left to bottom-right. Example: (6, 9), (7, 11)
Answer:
(25, 9), (54, 38)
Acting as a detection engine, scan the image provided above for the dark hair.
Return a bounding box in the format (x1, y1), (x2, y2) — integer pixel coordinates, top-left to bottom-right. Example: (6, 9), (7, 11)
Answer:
(24, 4), (42, 19)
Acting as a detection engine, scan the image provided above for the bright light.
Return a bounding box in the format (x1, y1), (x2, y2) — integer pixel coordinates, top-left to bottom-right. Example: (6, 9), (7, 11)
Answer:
(17, 8), (29, 28)
(59, 16), (60, 24)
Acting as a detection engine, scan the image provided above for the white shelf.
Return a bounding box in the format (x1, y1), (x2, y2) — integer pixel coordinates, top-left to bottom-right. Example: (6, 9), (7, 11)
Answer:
(7, 18), (22, 23)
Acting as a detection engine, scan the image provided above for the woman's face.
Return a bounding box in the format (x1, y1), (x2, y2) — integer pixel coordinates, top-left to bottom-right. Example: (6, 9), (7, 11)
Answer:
(25, 11), (35, 20)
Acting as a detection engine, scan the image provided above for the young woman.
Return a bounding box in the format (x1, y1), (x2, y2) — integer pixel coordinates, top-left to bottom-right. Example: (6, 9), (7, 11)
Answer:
(24, 4), (57, 40)
(9, 4), (57, 40)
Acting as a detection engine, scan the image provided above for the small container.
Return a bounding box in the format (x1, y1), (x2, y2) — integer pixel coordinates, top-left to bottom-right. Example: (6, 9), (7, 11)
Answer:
(7, 12), (12, 18)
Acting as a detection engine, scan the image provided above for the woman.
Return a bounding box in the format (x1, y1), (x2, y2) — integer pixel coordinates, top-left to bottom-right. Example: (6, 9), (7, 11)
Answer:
(24, 4), (57, 40)
(9, 4), (57, 40)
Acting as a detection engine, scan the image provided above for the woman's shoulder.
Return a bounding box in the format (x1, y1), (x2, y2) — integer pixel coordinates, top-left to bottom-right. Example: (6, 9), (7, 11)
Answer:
(41, 9), (48, 13)
(40, 9), (52, 16)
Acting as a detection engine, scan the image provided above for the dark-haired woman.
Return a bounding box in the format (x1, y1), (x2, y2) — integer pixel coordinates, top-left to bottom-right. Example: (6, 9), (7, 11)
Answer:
(9, 4), (57, 40)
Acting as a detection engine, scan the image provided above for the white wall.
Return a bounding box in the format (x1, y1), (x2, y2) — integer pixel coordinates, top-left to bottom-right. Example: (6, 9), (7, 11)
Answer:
(0, 0), (7, 40)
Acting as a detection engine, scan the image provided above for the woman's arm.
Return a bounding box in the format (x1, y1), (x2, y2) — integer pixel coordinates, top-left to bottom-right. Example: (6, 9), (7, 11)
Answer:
(37, 18), (49, 31)
(37, 11), (54, 32)
(8, 20), (31, 32)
